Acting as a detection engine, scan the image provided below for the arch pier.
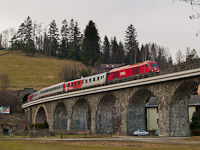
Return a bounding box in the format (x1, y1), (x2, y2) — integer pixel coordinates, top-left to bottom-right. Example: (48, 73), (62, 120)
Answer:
(22, 69), (200, 137)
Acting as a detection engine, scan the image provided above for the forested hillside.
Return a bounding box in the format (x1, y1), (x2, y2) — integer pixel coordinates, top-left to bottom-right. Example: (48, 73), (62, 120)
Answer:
(1, 16), (199, 78)
(0, 16), (177, 69)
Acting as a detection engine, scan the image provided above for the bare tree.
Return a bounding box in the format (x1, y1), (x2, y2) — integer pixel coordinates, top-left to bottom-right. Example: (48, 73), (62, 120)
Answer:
(176, 49), (185, 65)
(2, 29), (9, 49)
(175, 0), (200, 35)
(0, 34), (2, 49)
(0, 74), (10, 92)
(59, 63), (83, 82)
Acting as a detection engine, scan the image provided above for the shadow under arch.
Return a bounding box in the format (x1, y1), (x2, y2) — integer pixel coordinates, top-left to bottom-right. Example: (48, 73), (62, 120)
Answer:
(35, 106), (47, 124)
(71, 98), (91, 131)
(127, 89), (155, 135)
(53, 102), (67, 130)
(96, 94), (117, 134)
(170, 81), (197, 137)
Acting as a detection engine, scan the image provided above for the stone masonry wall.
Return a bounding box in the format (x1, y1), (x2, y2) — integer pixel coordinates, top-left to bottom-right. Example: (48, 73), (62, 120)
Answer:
(26, 76), (200, 136)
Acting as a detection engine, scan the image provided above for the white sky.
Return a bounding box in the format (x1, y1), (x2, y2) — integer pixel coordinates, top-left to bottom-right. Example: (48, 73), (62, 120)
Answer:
(1, 0), (200, 61)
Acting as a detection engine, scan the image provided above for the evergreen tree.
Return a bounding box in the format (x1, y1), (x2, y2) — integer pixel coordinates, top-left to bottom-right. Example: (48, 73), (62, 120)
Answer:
(81, 20), (100, 66)
(13, 16), (36, 55)
(102, 36), (111, 64)
(24, 16), (33, 42)
(68, 20), (82, 60)
(125, 24), (139, 64)
(48, 20), (59, 56)
(190, 111), (200, 130)
(118, 41), (125, 63)
(58, 19), (69, 58)
(16, 23), (26, 51)
(68, 19), (75, 43)
(111, 37), (119, 63)
(141, 44), (150, 61)
(24, 16), (35, 55)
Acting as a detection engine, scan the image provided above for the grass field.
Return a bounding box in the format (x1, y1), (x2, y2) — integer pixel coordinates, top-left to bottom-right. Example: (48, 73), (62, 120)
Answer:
(0, 139), (199, 150)
(0, 51), (86, 90)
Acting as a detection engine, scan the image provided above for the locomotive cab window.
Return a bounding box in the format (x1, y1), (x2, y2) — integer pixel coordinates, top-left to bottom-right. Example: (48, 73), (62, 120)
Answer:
(151, 63), (158, 67)
(145, 64), (148, 67)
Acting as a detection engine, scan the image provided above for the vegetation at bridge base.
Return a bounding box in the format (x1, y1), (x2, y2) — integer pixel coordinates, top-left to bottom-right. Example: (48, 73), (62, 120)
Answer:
(190, 112), (200, 129)
(190, 110), (200, 136)
(31, 121), (49, 130)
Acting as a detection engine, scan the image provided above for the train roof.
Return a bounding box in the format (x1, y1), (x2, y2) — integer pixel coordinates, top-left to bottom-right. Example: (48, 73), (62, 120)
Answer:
(83, 72), (107, 79)
(65, 78), (83, 83)
(40, 82), (65, 91)
(109, 61), (157, 73)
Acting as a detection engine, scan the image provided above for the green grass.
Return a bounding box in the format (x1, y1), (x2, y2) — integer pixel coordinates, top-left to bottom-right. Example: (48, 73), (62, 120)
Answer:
(0, 139), (199, 150)
(0, 51), (86, 90)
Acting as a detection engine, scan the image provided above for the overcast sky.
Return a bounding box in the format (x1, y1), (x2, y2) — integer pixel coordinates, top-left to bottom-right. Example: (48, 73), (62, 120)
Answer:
(1, 0), (200, 61)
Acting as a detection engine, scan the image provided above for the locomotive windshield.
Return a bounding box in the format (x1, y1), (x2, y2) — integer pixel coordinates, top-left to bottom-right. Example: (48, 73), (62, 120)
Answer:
(150, 63), (158, 67)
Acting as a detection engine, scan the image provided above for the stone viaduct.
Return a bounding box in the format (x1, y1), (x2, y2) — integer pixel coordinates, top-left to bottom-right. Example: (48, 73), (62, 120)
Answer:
(21, 68), (200, 137)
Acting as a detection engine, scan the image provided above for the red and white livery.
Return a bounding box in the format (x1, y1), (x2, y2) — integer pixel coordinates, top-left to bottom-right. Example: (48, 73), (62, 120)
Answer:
(107, 61), (159, 81)
(27, 61), (159, 102)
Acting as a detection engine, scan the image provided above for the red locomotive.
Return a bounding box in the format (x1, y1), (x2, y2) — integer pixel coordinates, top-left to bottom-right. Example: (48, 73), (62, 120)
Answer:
(107, 61), (159, 81)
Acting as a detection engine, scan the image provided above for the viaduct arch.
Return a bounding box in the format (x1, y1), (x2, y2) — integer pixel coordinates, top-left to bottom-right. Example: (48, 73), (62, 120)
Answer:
(24, 74), (200, 137)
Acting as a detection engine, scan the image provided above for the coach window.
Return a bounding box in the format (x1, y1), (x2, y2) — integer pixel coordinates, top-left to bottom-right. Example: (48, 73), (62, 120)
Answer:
(93, 78), (95, 81)
(86, 80), (88, 83)
(72, 83), (73, 86)
(82, 81), (84, 84)
(78, 81), (80, 85)
(68, 83), (70, 87)
(97, 77), (100, 81)
(75, 82), (77, 86)
(89, 79), (91, 82)
(101, 76), (102, 79)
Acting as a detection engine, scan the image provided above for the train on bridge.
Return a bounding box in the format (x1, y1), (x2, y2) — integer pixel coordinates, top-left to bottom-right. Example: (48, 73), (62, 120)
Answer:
(28, 61), (159, 102)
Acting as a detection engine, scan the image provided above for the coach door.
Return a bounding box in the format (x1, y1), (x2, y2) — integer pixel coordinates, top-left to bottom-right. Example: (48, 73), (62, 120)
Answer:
(132, 67), (139, 75)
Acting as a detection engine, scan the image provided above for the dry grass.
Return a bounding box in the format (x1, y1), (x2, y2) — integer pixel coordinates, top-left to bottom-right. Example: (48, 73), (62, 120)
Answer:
(0, 139), (199, 150)
(0, 51), (86, 90)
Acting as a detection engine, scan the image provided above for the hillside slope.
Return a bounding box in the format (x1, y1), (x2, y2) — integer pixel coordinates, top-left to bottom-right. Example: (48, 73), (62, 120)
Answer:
(0, 51), (86, 90)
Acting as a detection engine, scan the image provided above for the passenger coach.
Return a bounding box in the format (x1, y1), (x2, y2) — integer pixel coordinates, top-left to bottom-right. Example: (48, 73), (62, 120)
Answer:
(27, 61), (159, 102)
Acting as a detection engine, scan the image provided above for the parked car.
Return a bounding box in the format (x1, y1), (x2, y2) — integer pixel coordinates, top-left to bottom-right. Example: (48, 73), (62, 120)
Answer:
(133, 130), (149, 136)
(155, 130), (159, 136)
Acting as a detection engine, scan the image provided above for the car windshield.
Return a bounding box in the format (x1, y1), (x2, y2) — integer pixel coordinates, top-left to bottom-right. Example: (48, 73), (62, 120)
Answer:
(151, 63), (158, 67)
(139, 130), (145, 132)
